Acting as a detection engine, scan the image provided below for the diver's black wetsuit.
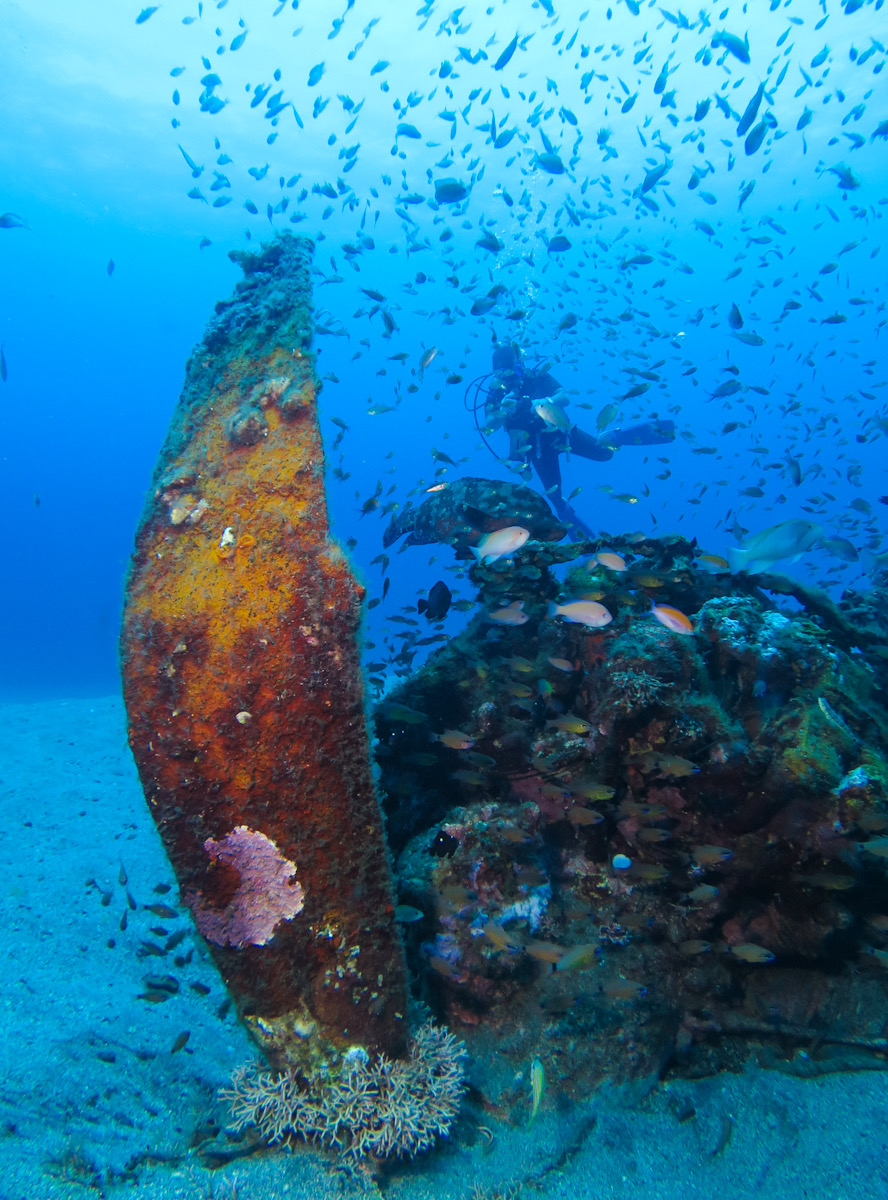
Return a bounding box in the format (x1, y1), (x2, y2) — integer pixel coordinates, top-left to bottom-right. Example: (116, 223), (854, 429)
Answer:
(486, 369), (612, 500)
(485, 356), (675, 536)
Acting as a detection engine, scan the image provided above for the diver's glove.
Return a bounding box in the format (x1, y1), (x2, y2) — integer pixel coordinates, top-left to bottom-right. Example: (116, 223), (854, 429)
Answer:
(605, 418), (676, 448)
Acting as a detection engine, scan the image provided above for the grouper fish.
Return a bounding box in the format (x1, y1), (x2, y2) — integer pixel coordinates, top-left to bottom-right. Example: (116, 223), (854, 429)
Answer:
(383, 477), (566, 553)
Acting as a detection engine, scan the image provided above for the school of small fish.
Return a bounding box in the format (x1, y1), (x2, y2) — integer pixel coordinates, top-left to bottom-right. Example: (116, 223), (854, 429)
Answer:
(109, 0), (886, 688)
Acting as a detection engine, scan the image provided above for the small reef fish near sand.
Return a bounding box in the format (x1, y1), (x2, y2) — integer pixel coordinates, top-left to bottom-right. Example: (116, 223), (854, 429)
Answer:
(529, 1058), (544, 1122)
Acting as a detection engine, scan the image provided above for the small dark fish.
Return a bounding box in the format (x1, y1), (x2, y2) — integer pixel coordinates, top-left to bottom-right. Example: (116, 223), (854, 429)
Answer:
(171, 1031), (191, 1054)
(418, 580), (452, 621)
(828, 164), (859, 191)
(728, 303), (743, 329)
(106, 258), (115, 277)
(711, 30), (750, 63)
(711, 379), (742, 399)
(138, 940), (168, 958)
(744, 118), (769, 156)
(145, 903), (179, 919)
(0, 212), (30, 230)
(738, 180), (755, 211)
(736, 84), (764, 137)
(434, 177), (467, 204)
(535, 152), (565, 175)
(734, 331), (765, 346)
(622, 253), (654, 267)
(0, 344), (7, 383)
(144, 974), (179, 994)
(642, 159), (671, 193)
(135, 6), (159, 24)
(494, 33), (519, 71)
(307, 62), (325, 86)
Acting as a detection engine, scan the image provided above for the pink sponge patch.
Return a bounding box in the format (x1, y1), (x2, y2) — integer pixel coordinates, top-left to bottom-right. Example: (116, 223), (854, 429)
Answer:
(187, 825), (305, 949)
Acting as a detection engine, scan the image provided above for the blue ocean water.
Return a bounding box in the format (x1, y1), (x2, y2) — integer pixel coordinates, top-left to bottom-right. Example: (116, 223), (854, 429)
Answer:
(3, 5), (888, 1196)
(2, 0), (886, 701)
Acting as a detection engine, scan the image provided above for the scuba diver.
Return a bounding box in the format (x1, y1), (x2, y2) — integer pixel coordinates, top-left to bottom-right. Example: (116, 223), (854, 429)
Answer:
(479, 343), (676, 538)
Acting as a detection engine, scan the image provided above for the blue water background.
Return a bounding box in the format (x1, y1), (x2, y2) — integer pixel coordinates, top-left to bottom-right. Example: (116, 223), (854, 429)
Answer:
(1, 0), (885, 700)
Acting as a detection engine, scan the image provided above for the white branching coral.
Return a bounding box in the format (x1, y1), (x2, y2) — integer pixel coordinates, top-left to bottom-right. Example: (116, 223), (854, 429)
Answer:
(222, 1025), (465, 1163)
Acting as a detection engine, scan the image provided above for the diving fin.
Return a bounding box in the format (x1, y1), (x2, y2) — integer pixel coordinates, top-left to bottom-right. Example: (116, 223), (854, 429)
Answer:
(605, 419), (676, 448)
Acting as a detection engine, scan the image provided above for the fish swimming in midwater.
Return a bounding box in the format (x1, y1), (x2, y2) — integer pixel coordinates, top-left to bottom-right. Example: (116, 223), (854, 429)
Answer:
(494, 33), (519, 71)
(418, 580), (452, 621)
(711, 30), (750, 63)
(728, 519), (824, 574)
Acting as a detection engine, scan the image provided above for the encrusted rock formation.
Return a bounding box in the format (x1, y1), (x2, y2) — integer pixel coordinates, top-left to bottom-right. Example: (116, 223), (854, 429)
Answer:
(372, 530), (888, 1096)
(120, 232), (408, 1071)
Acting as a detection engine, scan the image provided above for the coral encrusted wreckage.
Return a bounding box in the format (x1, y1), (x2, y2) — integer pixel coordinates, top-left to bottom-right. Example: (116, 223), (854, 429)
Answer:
(120, 232), (410, 1075)
(373, 528), (888, 1110)
(120, 228), (888, 1180)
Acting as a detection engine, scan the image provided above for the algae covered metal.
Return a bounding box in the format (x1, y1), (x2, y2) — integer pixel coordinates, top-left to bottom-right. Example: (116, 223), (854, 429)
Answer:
(120, 232), (408, 1071)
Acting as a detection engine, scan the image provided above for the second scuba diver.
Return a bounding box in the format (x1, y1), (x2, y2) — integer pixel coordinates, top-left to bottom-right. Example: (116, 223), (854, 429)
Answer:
(483, 343), (676, 538)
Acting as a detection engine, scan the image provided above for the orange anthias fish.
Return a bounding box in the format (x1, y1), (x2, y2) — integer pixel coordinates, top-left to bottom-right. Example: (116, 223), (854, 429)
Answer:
(595, 550), (627, 572)
(650, 602), (695, 635)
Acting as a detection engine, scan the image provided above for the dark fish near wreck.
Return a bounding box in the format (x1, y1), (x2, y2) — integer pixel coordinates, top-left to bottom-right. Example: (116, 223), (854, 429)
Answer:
(383, 477), (566, 552)
(418, 580), (453, 620)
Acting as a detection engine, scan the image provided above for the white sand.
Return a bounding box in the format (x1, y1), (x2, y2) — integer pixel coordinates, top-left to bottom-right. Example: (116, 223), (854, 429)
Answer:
(0, 695), (886, 1199)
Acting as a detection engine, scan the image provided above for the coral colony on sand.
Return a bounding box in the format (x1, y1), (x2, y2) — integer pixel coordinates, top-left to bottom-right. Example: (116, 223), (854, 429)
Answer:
(119, 236), (443, 1137)
(222, 1024), (465, 1164)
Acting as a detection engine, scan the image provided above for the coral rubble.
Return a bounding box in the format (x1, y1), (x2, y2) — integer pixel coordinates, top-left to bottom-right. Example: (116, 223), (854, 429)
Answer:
(120, 232), (408, 1072)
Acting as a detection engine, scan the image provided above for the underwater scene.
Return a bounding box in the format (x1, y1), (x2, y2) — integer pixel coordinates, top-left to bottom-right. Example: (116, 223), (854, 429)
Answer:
(3, 0), (888, 1196)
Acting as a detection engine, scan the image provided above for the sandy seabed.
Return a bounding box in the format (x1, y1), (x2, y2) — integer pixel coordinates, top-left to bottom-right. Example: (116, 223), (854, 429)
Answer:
(1, 694), (887, 1200)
